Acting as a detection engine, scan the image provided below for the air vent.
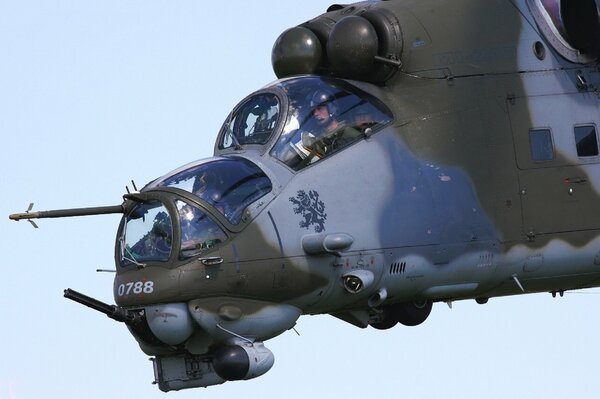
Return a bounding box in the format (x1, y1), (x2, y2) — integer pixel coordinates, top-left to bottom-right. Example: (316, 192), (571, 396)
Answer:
(389, 261), (406, 274)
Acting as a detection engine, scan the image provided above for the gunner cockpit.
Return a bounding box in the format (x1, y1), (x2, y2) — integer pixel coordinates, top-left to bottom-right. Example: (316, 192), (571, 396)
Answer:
(118, 157), (272, 267)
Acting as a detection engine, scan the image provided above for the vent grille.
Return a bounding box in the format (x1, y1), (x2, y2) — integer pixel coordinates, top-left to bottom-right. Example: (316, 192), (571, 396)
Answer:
(389, 261), (406, 275)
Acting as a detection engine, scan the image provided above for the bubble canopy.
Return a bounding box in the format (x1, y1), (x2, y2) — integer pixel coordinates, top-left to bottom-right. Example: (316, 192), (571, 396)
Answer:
(216, 76), (393, 170)
(118, 157), (272, 266)
(146, 157), (272, 225)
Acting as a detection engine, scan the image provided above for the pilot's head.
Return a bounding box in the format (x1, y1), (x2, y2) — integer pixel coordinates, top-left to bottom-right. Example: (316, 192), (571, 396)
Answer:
(310, 90), (336, 126)
(312, 105), (331, 125)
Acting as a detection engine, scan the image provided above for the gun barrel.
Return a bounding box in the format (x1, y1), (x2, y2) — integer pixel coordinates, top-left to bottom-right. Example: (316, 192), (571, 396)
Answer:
(64, 288), (139, 325)
(9, 204), (123, 221)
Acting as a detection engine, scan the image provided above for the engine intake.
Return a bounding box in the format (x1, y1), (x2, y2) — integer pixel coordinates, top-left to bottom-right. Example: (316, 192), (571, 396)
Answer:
(527, 0), (600, 63)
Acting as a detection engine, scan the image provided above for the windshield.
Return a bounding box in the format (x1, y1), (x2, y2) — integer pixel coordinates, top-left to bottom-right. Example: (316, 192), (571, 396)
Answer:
(270, 76), (393, 170)
(148, 157), (272, 225)
(121, 201), (172, 265)
(219, 93), (280, 149)
(177, 200), (227, 259)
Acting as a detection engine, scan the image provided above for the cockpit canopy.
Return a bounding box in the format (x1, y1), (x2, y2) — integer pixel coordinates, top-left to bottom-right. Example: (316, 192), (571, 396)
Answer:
(147, 157), (272, 225)
(119, 157), (272, 267)
(217, 76), (393, 170)
(120, 199), (229, 266)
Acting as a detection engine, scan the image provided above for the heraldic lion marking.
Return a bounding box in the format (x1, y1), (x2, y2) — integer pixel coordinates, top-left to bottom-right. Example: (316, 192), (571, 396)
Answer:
(289, 189), (327, 232)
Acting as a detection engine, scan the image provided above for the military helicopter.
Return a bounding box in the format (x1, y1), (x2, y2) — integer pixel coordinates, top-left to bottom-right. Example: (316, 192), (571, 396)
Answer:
(9, 0), (600, 391)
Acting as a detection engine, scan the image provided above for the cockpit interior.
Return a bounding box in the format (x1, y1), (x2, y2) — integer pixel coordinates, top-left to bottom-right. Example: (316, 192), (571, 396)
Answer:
(218, 76), (393, 170)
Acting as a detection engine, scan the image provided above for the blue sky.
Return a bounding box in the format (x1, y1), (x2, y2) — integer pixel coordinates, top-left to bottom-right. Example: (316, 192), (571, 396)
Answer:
(2, 1), (599, 399)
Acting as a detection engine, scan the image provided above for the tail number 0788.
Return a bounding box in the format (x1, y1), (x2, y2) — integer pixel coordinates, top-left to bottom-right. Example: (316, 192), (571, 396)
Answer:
(117, 281), (154, 296)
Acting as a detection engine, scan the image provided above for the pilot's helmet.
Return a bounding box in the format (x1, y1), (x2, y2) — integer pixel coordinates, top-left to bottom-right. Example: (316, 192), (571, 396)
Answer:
(310, 89), (337, 116)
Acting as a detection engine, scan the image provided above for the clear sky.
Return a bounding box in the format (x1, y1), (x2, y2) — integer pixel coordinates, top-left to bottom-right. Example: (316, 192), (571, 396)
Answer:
(2, 1), (599, 399)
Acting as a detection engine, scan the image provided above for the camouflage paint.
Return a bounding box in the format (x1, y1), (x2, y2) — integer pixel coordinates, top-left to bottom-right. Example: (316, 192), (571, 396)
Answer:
(12, 0), (600, 390)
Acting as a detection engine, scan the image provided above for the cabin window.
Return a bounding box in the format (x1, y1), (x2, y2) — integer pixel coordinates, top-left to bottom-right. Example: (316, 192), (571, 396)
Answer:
(528, 128), (554, 162)
(574, 124), (598, 157)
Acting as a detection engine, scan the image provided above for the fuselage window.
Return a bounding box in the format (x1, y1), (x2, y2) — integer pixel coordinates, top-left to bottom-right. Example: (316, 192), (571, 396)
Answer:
(574, 124), (598, 157)
(529, 128), (554, 162)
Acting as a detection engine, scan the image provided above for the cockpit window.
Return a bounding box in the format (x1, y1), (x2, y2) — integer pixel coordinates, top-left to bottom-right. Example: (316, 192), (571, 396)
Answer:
(220, 93), (280, 149)
(270, 77), (393, 170)
(177, 200), (227, 259)
(149, 157), (272, 225)
(121, 201), (172, 265)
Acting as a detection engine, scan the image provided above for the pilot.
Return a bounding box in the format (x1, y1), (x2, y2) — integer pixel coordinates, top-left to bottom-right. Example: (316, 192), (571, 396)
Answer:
(310, 89), (339, 134)
(301, 90), (361, 157)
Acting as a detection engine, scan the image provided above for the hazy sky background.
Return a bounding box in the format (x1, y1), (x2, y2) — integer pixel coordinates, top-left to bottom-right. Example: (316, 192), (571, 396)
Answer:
(2, 1), (599, 399)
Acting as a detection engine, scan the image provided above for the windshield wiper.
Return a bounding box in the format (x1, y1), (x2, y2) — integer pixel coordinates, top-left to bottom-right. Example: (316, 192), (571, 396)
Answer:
(119, 236), (146, 269)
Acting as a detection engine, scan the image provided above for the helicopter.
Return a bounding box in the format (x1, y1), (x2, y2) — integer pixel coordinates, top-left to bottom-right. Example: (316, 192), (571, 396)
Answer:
(8, 0), (600, 392)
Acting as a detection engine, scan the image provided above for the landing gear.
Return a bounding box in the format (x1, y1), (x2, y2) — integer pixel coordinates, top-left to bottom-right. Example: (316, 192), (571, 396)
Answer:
(370, 300), (433, 329)
(370, 306), (400, 330)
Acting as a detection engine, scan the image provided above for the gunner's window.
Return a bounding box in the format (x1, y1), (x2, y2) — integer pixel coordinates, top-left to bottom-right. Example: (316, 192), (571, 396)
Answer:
(176, 200), (227, 259)
(220, 93), (280, 149)
(121, 201), (172, 265)
(270, 77), (392, 170)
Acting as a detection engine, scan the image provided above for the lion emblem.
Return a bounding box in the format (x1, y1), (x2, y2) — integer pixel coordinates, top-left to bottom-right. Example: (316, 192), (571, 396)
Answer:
(289, 190), (327, 232)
